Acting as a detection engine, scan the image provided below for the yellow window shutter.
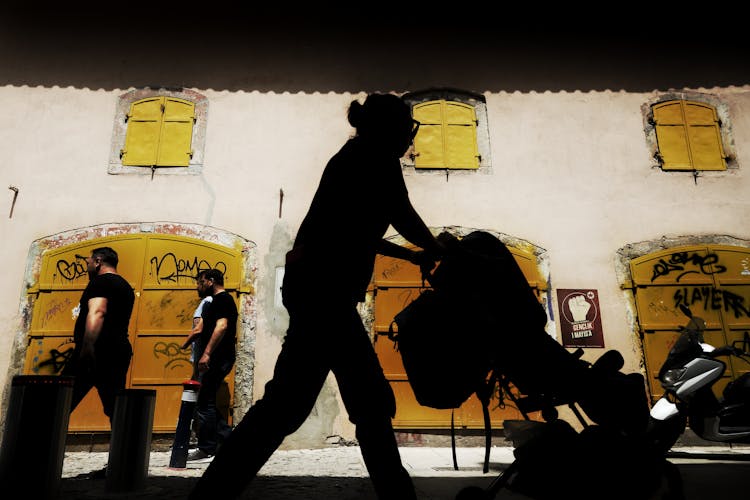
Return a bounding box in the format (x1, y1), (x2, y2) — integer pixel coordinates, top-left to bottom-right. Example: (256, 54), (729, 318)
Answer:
(684, 102), (726, 171)
(653, 100), (726, 171)
(444, 101), (479, 169)
(157, 98), (195, 167)
(122, 97), (164, 166)
(653, 101), (691, 171)
(413, 100), (479, 169)
(413, 101), (445, 169)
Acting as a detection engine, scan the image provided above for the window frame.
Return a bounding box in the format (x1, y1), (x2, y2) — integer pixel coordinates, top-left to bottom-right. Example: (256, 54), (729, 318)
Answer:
(109, 88), (208, 175)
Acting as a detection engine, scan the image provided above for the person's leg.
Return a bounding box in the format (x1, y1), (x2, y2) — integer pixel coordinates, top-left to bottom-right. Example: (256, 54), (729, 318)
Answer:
(86, 345), (132, 479)
(215, 380), (233, 445)
(194, 364), (225, 455)
(189, 313), (330, 500)
(61, 352), (94, 415)
(193, 357), (234, 455)
(333, 307), (417, 500)
(93, 344), (132, 422)
(355, 418), (416, 500)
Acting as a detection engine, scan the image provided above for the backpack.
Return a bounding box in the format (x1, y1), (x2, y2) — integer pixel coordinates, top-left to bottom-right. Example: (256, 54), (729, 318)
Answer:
(388, 230), (548, 472)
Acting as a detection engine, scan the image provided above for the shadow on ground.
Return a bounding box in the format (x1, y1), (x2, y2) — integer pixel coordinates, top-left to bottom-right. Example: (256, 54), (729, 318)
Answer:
(59, 475), (498, 500)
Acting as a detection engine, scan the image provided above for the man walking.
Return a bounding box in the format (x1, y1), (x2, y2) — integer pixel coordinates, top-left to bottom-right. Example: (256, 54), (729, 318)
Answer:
(187, 269), (237, 463)
(63, 246), (135, 421)
(183, 284), (213, 382)
(61, 247), (135, 478)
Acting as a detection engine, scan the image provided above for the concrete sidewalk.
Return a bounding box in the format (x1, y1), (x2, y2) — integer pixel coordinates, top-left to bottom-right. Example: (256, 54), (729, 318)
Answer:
(61, 446), (504, 499)
(58, 444), (750, 499)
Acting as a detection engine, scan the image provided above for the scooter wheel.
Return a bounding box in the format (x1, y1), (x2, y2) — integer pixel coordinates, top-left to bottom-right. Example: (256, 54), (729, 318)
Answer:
(455, 486), (489, 500)
(646, 414), (687, 455)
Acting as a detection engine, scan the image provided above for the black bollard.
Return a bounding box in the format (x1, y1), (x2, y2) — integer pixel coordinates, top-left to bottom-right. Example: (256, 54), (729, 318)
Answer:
(106, 388), (156, 493)
(0, 375), (74, 500)
(169, 379), (201, 469)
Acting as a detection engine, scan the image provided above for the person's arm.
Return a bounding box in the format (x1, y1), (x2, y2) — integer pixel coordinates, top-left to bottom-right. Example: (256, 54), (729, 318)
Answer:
(378, 238), (440, 279)
(377, 239), (418, 261)
(197, 317), (227, 372)
(81, 297), (107, 361)
(383, 162), (445, 258)
(182, 316), (204, 350)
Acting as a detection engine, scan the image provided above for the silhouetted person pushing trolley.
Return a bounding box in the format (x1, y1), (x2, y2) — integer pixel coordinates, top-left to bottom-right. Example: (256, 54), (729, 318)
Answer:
(189, 93), (445, 499)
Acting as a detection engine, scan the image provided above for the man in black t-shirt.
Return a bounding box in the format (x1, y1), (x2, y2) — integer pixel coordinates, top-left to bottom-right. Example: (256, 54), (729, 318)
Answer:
(187, 269), (237, 463)
(62, 246), (135, 423)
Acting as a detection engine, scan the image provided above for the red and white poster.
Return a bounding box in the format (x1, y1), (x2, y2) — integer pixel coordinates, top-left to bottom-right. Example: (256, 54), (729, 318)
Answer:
(557, 289), (604, 348)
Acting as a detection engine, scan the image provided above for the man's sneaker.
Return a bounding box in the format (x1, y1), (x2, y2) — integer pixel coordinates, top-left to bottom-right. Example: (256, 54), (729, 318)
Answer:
(186, 449), (214, 463)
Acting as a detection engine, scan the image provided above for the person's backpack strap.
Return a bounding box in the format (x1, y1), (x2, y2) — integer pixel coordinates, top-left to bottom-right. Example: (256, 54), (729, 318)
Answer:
(451, 410), (459, 470)
(476, 371), (498, 474)
(481, 394), (491, 474)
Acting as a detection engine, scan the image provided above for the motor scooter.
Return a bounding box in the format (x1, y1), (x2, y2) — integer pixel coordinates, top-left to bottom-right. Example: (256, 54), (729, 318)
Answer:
(648, 304), (750, 453)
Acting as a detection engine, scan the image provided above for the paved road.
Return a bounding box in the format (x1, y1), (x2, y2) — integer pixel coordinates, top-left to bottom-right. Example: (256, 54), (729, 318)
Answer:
(57, 446), (750, 499)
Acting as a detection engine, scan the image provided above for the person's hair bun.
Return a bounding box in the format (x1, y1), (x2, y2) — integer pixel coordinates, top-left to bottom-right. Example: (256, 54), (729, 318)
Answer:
(347, 100), (365, 129)
(347, 93), (409, 135)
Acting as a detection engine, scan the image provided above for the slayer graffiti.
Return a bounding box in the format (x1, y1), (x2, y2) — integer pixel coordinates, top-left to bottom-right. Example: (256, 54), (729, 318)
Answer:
(557, 289), (605, 348)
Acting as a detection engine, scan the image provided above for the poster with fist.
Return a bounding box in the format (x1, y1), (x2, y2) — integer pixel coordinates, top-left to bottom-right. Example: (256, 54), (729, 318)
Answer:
(557, 289), (604, 348)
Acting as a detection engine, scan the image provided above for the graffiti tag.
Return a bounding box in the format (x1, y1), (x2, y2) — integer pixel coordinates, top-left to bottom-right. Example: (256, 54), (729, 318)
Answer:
(37, 345), (74, 373)
(673, 287), (750, 319)
(149, 253), (227, 284)
(651, 252), (727, 282)
(153, 341), (192, 371)
(55, 255), (88, 282)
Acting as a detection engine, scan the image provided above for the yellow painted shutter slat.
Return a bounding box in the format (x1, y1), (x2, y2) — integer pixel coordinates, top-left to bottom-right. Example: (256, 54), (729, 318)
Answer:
(444, 102), (474, 124)
(445, 125), (478, 169)
(122, 97), (164, 166)
(656, 125), (692, 170)
(654, 101), (683, 122)
(685, 102), (726, 171)
(415, 101), (443, 122)
(413, 102), (445, 169)
(444, 102), (479, 169)
(157, 98), (195, 167)
(654, 101), (691, 171)
(131, 97), (165, 120)
(689, 126), (725, 170)
(683, 102), (715, 123)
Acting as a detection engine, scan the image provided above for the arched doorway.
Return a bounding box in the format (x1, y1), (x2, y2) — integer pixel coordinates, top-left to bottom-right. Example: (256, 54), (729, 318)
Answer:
(370, 230), (549, 429)
(22, 226), (253, 432)
(629, 244), (750, 402)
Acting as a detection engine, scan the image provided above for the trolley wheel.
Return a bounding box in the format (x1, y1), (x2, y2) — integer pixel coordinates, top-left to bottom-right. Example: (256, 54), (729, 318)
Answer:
(455, 485), (489, 500)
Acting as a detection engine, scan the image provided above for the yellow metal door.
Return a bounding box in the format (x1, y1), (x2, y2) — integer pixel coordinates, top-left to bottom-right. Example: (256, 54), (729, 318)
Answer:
(630, 245), (750, 402)
(371, 244), (545, 429)
(24, 234), (242, 432)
